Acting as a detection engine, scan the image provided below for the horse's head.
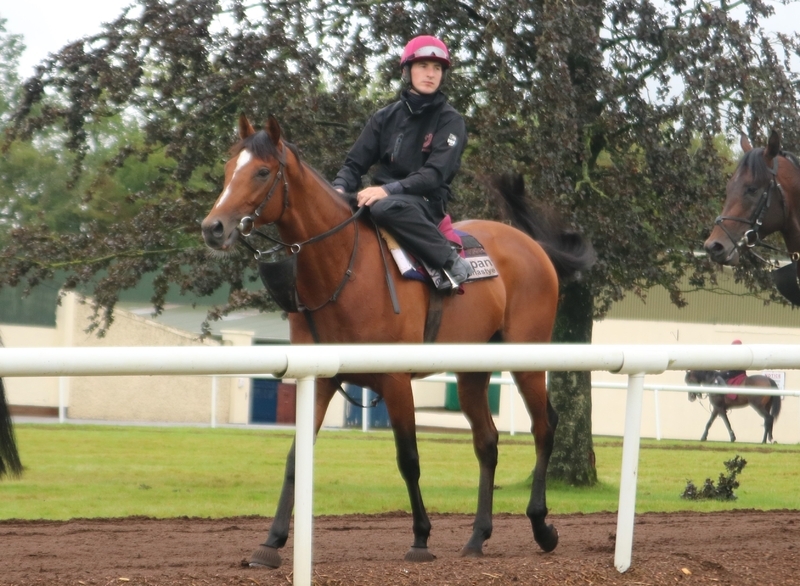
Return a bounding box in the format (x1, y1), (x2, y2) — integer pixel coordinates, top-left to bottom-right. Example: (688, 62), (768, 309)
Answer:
(686, 370), (714, 402)
(704, 130), (785, 265)
(685, 369), (718, 386)
(201, 115), (289, 251)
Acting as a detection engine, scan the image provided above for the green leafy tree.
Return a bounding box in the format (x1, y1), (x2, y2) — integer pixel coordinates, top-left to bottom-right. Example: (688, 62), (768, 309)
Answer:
(3, 1), (800, 483)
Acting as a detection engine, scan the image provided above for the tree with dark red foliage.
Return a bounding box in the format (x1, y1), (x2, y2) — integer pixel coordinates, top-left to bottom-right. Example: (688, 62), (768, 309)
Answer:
(3, 0), (800, 484)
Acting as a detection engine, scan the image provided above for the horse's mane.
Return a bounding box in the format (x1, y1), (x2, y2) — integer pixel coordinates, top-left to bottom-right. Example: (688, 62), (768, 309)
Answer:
(232, 129), (352, 211)
(489, 172), (596, 282)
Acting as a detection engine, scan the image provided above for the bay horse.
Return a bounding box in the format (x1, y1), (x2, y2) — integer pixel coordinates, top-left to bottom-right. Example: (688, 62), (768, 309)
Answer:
(685, 369), (781, 443)
(704, 130), (800, 302)
(201, 115), (594, 568)
(0, 333), (23, 479)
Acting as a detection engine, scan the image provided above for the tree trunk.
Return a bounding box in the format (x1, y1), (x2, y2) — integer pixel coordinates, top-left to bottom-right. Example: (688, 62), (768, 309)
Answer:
(547, 280), (597, 485)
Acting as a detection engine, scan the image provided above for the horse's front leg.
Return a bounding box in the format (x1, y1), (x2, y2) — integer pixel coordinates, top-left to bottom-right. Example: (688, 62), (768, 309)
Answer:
(455, 372), (497, 557)
(380, 375), (435, 562)
(719, 411), (736, 442)
(249, 377), (338, 569)
(700, 411), (718, 441)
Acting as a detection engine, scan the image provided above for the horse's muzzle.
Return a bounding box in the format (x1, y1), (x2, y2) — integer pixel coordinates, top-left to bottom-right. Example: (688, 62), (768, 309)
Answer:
(201, 217), (237, 250)
(704, 237), (739, 265)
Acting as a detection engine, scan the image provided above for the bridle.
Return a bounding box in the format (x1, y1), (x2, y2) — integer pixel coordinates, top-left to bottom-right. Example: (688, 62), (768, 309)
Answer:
(713, 155), (787, 261)
(236, 146), (289, 239)
(230, 144), (365, 313)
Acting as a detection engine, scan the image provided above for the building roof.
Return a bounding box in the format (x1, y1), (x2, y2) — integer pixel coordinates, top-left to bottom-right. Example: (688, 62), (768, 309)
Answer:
(118, 302), (290, 343)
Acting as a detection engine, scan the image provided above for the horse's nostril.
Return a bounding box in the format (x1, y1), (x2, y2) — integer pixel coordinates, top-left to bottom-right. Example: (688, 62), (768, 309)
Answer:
(210, 220), (225, 238)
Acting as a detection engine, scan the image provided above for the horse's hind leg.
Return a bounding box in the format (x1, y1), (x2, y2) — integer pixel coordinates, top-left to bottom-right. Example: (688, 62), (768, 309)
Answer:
(249, 378), (339, 569)
(455, 372), (497, 557)
(752, 400), (774, 443)
(379, 375), (435, 562)
(762, 414), (774, 444)
(514, 370), (559, 553)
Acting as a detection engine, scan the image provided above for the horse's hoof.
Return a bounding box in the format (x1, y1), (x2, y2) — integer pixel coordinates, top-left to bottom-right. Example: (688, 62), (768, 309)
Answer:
(249, 545), (282, 569)
(404, 546), (436, 562)
(534, 524), (559, 553)
(459, 545), (483, 558)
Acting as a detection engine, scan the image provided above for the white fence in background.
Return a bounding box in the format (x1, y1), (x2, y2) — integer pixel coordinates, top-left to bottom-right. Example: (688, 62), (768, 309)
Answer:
(2, 343), (800, 586)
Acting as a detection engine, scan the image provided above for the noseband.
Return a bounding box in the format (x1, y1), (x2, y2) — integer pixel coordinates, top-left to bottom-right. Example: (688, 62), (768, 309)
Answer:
(713, 155), (786, 258)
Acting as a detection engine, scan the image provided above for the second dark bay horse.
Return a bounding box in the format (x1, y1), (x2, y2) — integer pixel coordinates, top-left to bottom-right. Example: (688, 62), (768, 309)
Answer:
(201, 115), (594, 567)
(704, 131), (800, 304)
(685, 369), (781, 443)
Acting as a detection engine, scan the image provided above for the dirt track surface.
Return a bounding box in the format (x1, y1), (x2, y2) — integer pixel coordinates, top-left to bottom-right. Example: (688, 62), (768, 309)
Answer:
(1, 509), (798, 585)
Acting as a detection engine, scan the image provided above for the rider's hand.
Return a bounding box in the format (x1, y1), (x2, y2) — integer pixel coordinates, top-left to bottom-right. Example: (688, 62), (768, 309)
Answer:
(357, 186), (389, 207)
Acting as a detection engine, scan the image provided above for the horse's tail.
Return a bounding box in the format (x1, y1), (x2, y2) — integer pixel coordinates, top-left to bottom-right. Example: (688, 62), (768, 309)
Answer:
(490, 172), (595, 282)
(768, 380), (782, 420)
(0, 375), (23, 479)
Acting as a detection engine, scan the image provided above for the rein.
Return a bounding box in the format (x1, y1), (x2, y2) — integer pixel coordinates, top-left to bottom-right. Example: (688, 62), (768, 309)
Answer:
(242, 205), (365, 313)
(713, 155), (787, 263)
(230, 143), (367, 313)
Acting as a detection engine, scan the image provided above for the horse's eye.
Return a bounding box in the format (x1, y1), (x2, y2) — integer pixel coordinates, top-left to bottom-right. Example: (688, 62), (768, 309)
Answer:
(257, 167), (271, 179)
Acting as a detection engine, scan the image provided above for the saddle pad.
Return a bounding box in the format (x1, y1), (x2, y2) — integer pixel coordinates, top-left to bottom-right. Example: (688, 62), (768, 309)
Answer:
(726, 373), (747, 387)
(381, 228), (499, 284)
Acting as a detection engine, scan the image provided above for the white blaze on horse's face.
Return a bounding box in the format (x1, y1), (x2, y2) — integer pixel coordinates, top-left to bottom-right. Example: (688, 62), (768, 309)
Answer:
(202, 147), (262, 251)
(214, 150), (253, 209)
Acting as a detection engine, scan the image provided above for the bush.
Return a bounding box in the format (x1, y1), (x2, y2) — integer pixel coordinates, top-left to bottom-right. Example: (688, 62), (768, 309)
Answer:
(681, 456), (747, 501)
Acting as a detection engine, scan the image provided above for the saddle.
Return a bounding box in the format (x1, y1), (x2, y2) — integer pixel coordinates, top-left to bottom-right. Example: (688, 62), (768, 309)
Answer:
(722, 372), (748, 401)
(381, 215), (499, 290)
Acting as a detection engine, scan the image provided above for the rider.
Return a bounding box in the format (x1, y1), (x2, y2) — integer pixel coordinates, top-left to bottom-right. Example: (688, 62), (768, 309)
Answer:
(332, 35), (472, 292)
(720, 339), (748, 385)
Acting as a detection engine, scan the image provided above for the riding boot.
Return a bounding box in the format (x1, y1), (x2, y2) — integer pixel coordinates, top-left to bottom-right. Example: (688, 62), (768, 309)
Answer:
(437, 248), (474, 293)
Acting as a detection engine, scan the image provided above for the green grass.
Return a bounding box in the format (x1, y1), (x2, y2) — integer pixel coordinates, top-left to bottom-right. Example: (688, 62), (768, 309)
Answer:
(1, 425), (799, 520)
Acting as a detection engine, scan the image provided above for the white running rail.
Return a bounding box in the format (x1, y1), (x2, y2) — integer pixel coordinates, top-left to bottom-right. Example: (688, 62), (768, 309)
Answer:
(2, 343), (799, 584)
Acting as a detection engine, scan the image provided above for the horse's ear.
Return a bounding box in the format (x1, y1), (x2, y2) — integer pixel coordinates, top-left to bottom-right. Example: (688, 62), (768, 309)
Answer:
(239, 114), (256, 139)
(740, 133), (752, 153)
(266, 115), (282, 146)
(767, 128), (781, 158)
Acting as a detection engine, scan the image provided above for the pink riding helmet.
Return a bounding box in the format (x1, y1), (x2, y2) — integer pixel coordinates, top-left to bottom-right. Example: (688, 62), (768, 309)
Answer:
(400, 35), (451, 69)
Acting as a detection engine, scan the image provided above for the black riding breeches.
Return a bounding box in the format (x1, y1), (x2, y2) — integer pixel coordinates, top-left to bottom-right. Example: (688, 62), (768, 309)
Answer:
(369, 193), (452, 269)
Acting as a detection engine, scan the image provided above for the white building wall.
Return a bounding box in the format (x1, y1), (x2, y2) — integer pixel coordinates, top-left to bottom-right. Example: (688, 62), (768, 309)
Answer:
(0, 324), (59, 408)
(4, 295), (799, 442)
(60, 293), (232, 423)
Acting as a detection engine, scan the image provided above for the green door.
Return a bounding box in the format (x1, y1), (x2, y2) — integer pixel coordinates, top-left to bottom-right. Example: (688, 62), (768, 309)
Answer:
(444, 373), (502, 415)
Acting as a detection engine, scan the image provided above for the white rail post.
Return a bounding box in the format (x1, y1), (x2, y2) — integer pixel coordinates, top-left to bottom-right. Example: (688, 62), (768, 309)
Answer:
(362, 386), (369, 433)
(58, 377), (68, 423)
(210, 376), (218, 429)
(653, 388), (661, 441)
(509, 382), (515, 436)
(614, 372), (645, 572)
(294, 375), (316, 586)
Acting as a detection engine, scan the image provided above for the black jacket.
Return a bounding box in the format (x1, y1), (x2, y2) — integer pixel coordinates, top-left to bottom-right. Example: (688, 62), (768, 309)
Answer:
(332, 90), (467, 202)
